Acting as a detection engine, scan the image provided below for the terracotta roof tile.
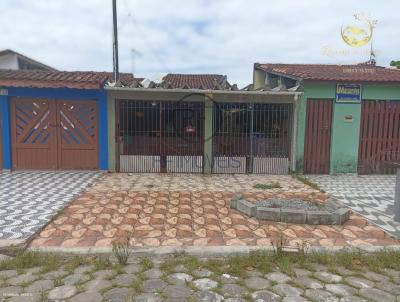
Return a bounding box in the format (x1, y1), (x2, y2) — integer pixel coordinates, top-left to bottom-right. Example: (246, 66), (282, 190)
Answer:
(257, 63), (400, 83)
(161, 73), (230, 89)
(0, 69), (135, 90)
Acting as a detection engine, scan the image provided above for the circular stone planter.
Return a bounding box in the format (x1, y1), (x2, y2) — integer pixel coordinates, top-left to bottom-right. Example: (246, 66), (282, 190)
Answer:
(230, 195), (350, 225)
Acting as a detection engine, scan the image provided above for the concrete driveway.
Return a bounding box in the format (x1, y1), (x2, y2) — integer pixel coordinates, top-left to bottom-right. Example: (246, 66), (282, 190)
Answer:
(307, 174), (400, 238)
(0, 171), (102, 240)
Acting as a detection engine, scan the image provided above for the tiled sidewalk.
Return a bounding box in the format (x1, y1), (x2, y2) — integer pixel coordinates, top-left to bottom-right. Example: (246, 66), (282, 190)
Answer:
(0, 171), (102, 240)
(30, 174), (397, 248)
(307, 174), (400, 238)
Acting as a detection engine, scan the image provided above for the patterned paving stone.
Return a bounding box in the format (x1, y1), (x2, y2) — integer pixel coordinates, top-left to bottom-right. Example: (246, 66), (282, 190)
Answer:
(29, 173), (399, 249)
(251, 290), (281, 301)
(163, 284), (193, 298)
(0, 286), (23, 297)
(41, 270), (68, 280)
(84, 279), (112, 291)
(265, 272), (291, 283)
(272, 283), (303, 296)
(144, 268), (163, 279)
(7, 273), (36, 286)
(359, 287), (396, 302)
(325, 283), (357, 296)
(142, 279), (167, 293)
(0, 270), (17, 279)
(344, 276), (375, 289)
(293, 277), (323, 289)
(103, 287), (135, 302)
(192, 291), (224, 302)
(47, 285), (77, 300)
(193, 278), (218, 290)
(221, 284), (247, 297)
(93, 269), (116, 279)
(244, 276), (271, 290)
(63, 274), (91, 285)
(24, 279), (54, 292)
(376, 281), (400, 294)
(8, 293), (41, 302)
(192, 268), (212, 278)
(0, 171), (101, 239)
(167, 273), (193, 285)
(305, 289), (339, 302)
(134, 293), (163, 302)
(69, 291), (103, 302)
(307, 175), (400, 238)
(314, 271), (343, 283)
(113, 274), (135, 287)
(340, 296), (368, 302)
(283, 297), (309, 302)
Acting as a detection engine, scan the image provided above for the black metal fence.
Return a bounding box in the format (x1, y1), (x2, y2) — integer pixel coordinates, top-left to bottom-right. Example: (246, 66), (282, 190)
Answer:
(118, 100), (204, 173)
(212, 102), (292, 173)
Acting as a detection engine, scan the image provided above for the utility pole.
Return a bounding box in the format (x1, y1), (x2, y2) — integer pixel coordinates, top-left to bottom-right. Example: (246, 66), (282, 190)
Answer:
(112, 0), (119, 83)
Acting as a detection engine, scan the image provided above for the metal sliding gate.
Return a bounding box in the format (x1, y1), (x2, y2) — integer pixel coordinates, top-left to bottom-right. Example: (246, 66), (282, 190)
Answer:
(212, 102), (292, 174)
(118, 100), (204, 173)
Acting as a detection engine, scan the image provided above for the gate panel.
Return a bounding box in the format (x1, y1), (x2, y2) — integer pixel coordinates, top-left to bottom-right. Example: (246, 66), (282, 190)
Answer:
(58, 101), (98, 169)
(118, 100), (204, 173)
(358, 100), (400, 174)
(303, 99), (332, 174)
(11, 98), (57, 169)
(213, 102), (292, 174)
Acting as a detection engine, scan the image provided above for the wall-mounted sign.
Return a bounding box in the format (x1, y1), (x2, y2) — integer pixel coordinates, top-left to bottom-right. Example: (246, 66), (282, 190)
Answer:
(336, 84), (362, 103)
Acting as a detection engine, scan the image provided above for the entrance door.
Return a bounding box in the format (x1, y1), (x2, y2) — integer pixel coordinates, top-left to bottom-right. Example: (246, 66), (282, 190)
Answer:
(10, 98), (98, 170)
(11, 98), (57, 169)
(358, 100), (400, 174)
(303, 99), (333, 174)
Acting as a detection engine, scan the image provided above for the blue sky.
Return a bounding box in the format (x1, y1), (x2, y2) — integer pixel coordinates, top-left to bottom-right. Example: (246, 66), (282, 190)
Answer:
(1, 0), (399, 87)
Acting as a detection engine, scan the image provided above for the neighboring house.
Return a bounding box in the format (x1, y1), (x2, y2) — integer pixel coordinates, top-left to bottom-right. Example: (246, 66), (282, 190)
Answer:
(0, 49), (56, 71)
(136, 73), (237, 90)
(253, 63), (400, 174)
(0, 69), (134, 170)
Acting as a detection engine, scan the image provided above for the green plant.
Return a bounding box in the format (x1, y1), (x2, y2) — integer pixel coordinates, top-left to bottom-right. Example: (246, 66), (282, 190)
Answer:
(112, 237), (131, 265)
(291, 173), (325, 193)
(139, 257), (153, 271)
(253, 182), (281, 190)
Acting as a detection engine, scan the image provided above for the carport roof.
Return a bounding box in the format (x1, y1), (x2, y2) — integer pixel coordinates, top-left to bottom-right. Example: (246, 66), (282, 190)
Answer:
(0, 69), (136, 90)
(256, 63), (400, 83)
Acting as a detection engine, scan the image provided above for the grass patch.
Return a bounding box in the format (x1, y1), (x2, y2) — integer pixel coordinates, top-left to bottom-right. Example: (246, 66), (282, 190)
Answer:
(160, 251), (200, 275)
(0, 251), (62, 271)
(291, 173), (325, 193)
(253, 182), (282, 190)
(139, 257), (153, 271)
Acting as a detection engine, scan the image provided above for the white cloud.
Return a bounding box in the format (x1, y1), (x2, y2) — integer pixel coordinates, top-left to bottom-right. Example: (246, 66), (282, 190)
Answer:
(1, 0), (399, 87)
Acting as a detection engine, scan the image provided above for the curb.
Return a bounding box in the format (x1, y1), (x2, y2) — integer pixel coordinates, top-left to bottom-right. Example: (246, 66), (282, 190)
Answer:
(0, 239), (26, 248)
(28, 244), (400, 257)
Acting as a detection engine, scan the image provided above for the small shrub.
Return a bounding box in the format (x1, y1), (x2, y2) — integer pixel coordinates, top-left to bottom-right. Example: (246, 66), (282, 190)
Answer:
(112, 237), (131, 266)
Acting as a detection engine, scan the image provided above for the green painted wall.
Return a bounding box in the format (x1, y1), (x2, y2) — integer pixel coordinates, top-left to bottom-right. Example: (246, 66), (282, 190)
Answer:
(296, 81), (400, 174)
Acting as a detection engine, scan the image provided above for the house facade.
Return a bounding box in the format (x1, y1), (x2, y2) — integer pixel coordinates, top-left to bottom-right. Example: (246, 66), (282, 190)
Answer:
(253, 63), (400, 174)
(0, 69), (134, 170)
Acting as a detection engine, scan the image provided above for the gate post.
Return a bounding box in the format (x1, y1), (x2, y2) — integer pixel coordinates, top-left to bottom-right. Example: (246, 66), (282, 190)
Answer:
(0, 95), (11, 169)
(203, 94), (213, 174)
(107, 91), (117, 172)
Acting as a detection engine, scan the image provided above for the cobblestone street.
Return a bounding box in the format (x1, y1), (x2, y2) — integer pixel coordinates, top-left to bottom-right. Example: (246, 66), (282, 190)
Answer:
(0, 251), (399, 302)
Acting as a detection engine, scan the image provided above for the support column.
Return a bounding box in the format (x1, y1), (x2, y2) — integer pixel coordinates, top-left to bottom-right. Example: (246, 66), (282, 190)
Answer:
(98, 91), (108, 170)
(203, 94), (213, 174)
(0, 95), (11, 169)
(107, 92), (117, 172)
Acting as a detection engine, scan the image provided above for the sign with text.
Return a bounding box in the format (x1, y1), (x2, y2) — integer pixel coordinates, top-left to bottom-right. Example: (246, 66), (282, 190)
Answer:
(336, 84), (362, 103)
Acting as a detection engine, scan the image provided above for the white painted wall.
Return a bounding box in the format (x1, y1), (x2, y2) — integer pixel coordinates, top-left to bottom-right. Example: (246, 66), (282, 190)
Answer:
(0, 53), (18, 69)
